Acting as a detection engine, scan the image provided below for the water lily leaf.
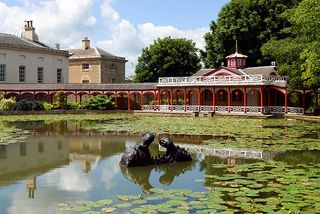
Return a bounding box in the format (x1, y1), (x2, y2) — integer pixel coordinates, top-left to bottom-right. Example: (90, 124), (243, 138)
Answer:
(101, 207), (116, 213)
(94, 199), (113, 207)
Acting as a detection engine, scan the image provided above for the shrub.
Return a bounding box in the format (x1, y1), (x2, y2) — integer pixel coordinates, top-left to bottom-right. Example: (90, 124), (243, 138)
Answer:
(0, 97), (16, 111)
(12, 99), (44, 111)
(43, 102), (54, 110)
(83, 95), (115, 110)
(66, 102), (82, 110)
(53, 91), (67, 109)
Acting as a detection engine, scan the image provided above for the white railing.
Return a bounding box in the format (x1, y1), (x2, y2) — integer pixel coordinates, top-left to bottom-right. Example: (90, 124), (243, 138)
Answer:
(287, 107), (304, 114)
(142, 105), (303, 115)
(142, 105), (157, 111)
(158, 75), (287, 87)
(186, 105), (199, 112)
(230, 106), (245, 113)
(171, 105), (184, 111)
(215, 106), (229, 112)
(270, 106), (285, 114)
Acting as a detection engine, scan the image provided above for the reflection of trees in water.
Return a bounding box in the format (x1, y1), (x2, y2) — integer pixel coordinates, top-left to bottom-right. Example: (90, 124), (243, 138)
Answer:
(273, 150), (320, 165)
(120, 157), (196, 194)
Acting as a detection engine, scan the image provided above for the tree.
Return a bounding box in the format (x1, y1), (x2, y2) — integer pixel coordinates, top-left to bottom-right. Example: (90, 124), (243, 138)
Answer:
(201, 0), (300, 68)
(262, 0), (320, 92)
(134, 37), (201, 82)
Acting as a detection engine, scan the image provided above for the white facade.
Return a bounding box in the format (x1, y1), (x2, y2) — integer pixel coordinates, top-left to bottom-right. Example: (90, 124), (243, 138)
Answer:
(0, 48), (69, 84)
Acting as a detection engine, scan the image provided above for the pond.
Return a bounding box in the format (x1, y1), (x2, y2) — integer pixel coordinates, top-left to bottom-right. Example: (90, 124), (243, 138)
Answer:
(0, 115), (319, 213)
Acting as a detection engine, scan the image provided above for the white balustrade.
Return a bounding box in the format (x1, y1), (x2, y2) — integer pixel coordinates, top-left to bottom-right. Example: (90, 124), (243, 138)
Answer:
(287, 107), (304, 114)
(171, 105), (184, 111)
(186, 105), (199, 112)
(158, 75), (287, 87)
(270, 106), (285, 114)
(230, 106), (245, 113)
(246, 106), (262, 113)
(142, 105), (156, 111)
(215, 106), (229, 112)
(200, 106), (214, 112)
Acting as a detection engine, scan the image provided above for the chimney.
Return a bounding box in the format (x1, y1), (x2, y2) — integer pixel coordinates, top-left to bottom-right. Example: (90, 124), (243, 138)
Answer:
(55, 43), (60, 50)
(82, 37), (90, 50)
(23, 20), (39, 41)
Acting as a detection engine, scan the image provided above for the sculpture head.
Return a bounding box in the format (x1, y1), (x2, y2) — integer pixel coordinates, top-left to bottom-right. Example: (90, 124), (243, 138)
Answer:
(141, 132), (156, 147)
(159, 137), (175, 150)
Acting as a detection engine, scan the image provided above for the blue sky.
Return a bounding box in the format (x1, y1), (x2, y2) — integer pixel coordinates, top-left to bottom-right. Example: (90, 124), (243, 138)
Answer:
(0, 0), (230, 75)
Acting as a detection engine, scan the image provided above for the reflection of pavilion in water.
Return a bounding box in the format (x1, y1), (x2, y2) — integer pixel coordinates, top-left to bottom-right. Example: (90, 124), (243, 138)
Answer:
(0, 133), (126, 199)
(178, 143), (284, 163)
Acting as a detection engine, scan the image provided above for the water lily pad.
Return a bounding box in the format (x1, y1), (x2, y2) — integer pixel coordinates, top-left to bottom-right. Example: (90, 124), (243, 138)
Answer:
(101, 207), (116, 213)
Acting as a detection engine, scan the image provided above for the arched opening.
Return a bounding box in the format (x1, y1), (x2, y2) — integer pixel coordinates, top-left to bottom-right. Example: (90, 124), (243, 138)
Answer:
(231, 89), (243, 106)
(201, 89), (213, 106)
(130, 92), (142, 110)
(143, 92), (155, 105)
(117, 92), (128, 110)
(187, 89), (197, 105)
(289, 91), (303, 107)
(6, 93), (20, 101)
(247, 89), (261, 106)
(216, 89), (227, 106)
(270, 88), (285, 106)
(35, 93), (50, 102)
(20, 93), (34, 101)
(160, 90), (171, 105)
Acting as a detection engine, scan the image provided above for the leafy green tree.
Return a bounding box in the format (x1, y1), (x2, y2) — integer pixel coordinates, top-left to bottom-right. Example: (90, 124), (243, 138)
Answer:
(134, 37), (201, 82)
(201, 0), (300, 68)
(83, 95), (115, 110)
(262, 0), (320, 92)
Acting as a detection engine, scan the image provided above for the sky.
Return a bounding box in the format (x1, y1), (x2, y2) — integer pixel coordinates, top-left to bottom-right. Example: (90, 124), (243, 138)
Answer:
(0, 0), (230, 76)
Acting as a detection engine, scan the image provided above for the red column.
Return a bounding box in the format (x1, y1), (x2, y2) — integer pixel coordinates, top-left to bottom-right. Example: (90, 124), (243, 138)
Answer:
(128, 92), (131, 111)
(140, 91), (143, 110)
(184, 87), (187, 112)
(197, 87), (201, 111)
(154, 90), (157, 111)
(158, 90), (161, 110)
(285, 92), (288, 113)
(212, 87), (216, 111)
(244, 86), (247, 113)
(170, 88), (173, 111)
(228, 86), (231, 113)
(302, 90), (305, 113)
(268, 88), (271, 107)
(260, 86), (264, 113)
(115, 92), (118, 109)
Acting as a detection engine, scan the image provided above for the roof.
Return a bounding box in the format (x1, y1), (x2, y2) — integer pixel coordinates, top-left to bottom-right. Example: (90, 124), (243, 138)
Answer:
(0, 33), (68, 56)
(193, 66), (245, 76)
(242, 66), (278, 77)
(68, 47), (126, 61)
(193, 69), (213, 76)
(226, 52), (248, 59)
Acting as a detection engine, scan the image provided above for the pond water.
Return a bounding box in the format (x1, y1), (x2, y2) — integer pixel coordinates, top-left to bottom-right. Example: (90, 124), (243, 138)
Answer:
(0, 117), (319, 213)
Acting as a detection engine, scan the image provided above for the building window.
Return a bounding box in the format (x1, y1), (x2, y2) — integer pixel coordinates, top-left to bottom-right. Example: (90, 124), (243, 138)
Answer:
(82, 63), (89, 70)
(230, 59), (235, 66)
(37, 67), (43, 83)
(112, 78), (116, 83)
(19, 66), (26, 82)
(57, 69), (62, 83)
(82, 80), (89, 83)
(38, 142), (44, 153)
(0, 64), (6, 82)
(237, 59), (242, 66)
(20, 142), (26, 156)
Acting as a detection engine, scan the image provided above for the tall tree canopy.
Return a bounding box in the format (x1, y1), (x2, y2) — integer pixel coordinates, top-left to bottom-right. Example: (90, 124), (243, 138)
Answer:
(134, 37), (201, 83)
(262, 0), (320, 91)
(201, 0), (300, 68)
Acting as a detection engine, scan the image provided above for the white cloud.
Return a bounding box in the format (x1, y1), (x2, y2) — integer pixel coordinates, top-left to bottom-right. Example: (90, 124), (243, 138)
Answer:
(45, 162), (93, 192)
(0, 0), (208, 76)
(97, 0), (208, 76)
(0, 0), (96, 48)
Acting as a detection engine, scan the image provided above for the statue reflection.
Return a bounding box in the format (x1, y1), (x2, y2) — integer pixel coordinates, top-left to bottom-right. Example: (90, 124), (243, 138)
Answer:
(120, 159), (195, 194)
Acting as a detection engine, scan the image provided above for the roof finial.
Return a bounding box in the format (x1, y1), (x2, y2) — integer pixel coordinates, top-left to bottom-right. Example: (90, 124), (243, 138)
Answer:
(236, 39), (238, 53)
